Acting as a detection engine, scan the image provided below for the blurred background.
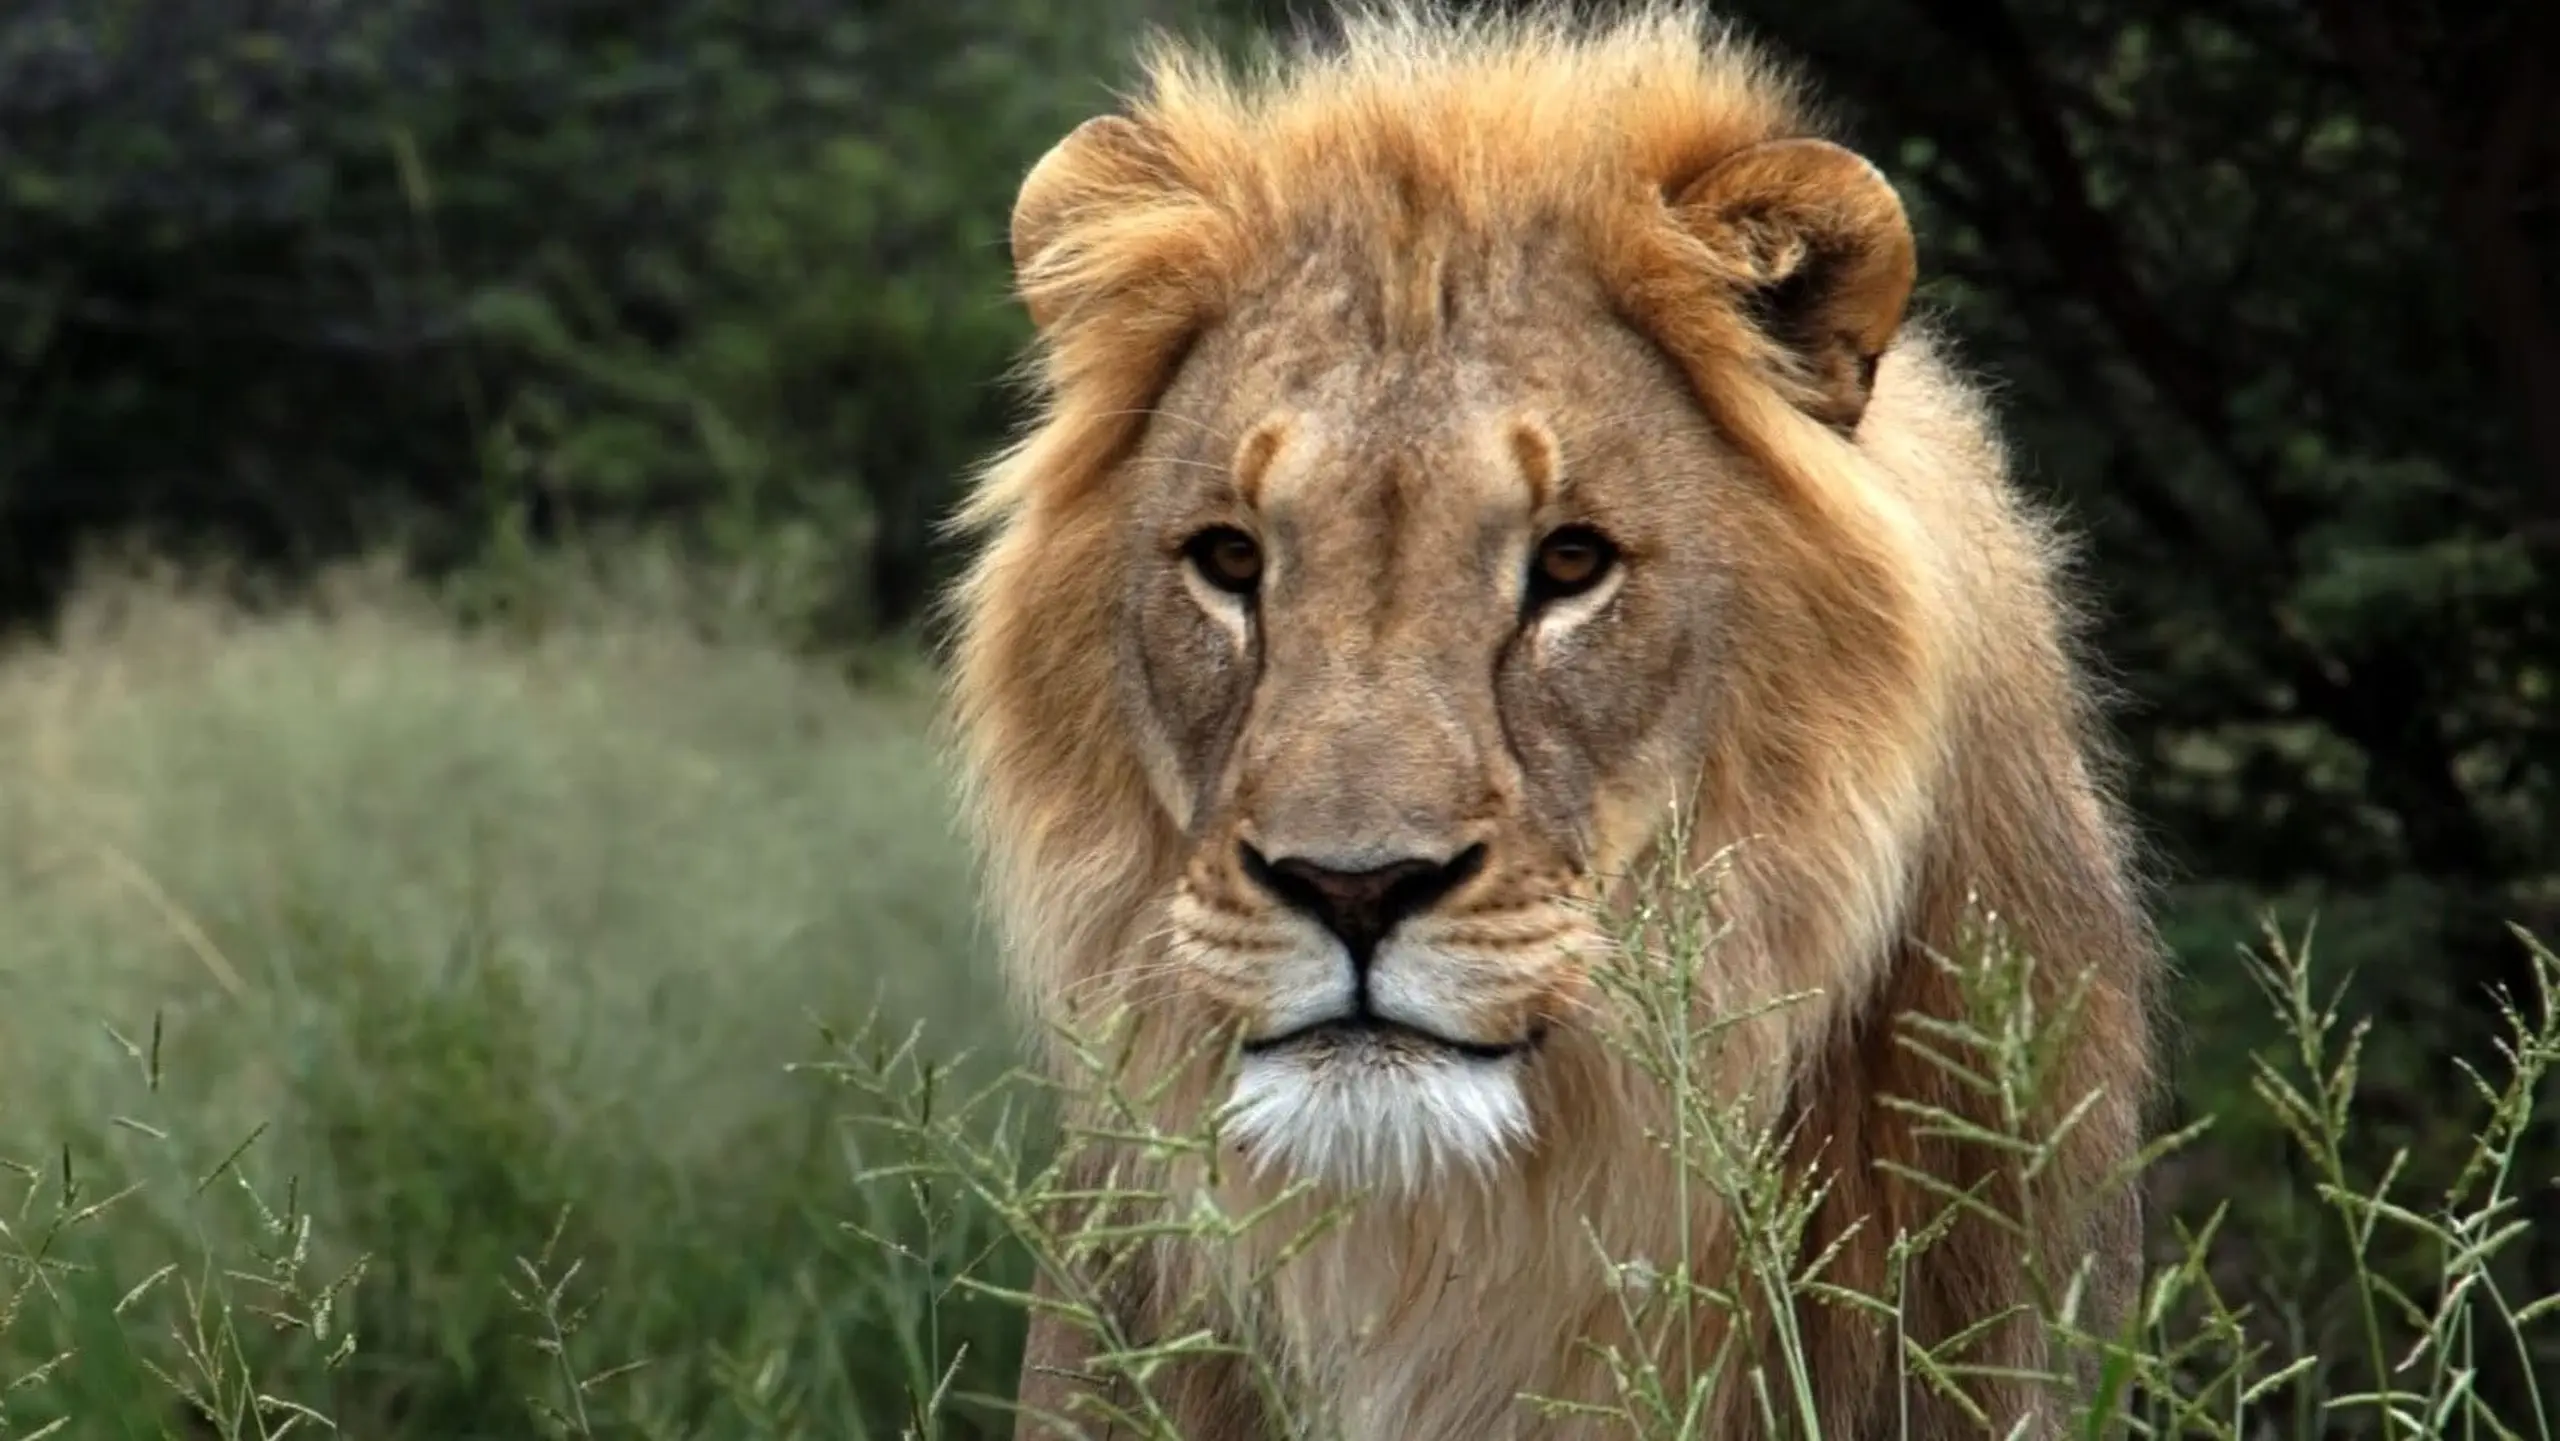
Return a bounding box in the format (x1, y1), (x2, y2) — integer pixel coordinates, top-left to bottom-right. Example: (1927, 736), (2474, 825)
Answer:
(0, 0), (2550, 1435)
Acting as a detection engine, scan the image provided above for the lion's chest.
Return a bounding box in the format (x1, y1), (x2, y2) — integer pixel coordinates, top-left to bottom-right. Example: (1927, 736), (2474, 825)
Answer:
(1249, 1204), (1631, 1441)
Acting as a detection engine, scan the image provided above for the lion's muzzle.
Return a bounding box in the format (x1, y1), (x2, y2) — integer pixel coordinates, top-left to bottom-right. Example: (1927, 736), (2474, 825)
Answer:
(1226, 835), (1556, 1055)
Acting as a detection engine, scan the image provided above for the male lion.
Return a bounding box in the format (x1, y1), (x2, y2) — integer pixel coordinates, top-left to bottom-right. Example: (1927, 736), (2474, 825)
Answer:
(944, 4), (2162, 1438)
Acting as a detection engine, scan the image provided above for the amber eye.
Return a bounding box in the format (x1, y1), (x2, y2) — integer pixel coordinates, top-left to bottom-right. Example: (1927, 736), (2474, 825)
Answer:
(1185, 525), (1264, 595)
(1528, 525), (1617, 602)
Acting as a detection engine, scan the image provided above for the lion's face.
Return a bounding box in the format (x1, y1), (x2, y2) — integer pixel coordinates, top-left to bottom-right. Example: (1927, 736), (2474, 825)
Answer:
(981, 58), (1929, 1195)
(1111, 250), (1763, 1187)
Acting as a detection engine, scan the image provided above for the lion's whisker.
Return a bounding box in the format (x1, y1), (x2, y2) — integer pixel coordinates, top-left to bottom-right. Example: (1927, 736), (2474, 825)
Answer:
(1085, 406), (1239, 446)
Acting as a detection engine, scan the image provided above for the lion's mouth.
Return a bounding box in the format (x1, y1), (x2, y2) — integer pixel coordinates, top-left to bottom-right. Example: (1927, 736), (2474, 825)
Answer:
(1241, 1013), (1547, 1063)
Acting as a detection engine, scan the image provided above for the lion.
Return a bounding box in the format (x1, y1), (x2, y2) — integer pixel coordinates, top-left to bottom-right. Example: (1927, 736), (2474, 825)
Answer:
(941, 4), (2163, 1438)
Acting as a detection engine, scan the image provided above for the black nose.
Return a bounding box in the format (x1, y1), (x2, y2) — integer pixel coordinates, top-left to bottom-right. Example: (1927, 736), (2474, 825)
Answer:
(1240, 842), (1487, 965)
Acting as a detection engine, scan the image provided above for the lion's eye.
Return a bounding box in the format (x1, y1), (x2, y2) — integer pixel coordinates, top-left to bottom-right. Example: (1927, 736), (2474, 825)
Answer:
(1528, 525), (1617, 602)
(1185, 525), (1264, 595)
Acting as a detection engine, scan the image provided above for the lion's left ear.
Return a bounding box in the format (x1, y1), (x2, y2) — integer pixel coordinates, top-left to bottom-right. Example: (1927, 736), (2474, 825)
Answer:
(1011, 113), (1173, 334)
(1669, 138), (1917, 432)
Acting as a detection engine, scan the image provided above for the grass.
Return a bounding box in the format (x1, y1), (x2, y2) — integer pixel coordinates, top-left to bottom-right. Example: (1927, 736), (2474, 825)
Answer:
(2, 556), (2554, 1439)
(0, 558), (1026, 1438)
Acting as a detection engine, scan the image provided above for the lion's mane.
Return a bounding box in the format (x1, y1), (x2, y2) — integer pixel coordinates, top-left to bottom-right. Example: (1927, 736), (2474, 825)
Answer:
(942, 5), (2163, 1437)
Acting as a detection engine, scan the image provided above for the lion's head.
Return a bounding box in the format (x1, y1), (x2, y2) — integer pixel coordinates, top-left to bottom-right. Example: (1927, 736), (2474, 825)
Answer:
(946, 4), (2139, 1213)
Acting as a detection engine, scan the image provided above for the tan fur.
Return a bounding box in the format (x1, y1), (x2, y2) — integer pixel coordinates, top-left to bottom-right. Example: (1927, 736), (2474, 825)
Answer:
(945, 5), (2161, 1438)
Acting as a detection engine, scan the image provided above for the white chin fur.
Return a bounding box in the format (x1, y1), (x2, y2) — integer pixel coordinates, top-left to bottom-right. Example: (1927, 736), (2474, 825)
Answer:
(1220, 1048), (1533, 1194)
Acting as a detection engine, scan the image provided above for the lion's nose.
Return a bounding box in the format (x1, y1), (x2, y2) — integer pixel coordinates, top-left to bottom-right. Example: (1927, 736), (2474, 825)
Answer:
(1240, 842), (1487, 966)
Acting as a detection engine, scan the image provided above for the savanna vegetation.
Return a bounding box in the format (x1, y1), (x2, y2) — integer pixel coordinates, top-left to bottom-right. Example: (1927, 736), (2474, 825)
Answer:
(1, 0), (2552, 1436)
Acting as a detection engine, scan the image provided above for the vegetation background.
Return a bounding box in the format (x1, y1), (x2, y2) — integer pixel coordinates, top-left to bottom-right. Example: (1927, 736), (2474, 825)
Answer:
(0, 0), (2551, 1435)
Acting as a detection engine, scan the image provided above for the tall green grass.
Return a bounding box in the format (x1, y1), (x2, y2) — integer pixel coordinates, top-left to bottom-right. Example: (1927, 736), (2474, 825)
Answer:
(3, 558), (2553, 1439)
(0, 560), (1023, 1438)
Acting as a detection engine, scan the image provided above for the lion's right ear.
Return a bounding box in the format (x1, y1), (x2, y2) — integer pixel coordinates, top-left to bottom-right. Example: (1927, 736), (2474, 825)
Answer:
(1010, 114), (1170, 334)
